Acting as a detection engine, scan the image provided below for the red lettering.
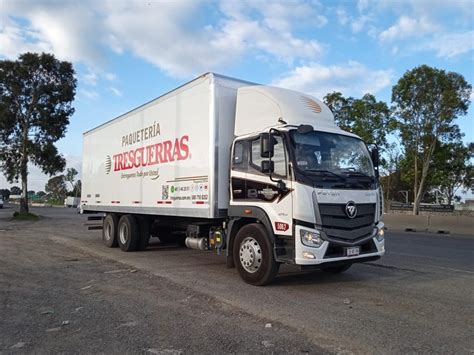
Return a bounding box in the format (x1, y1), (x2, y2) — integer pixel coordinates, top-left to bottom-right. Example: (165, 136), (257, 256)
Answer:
(155, 143), (163, 163)
(179, 135), (189, 160)
(173, 138), (181, 161)
(146, 145), (155, 166)
(163, 140), (173, 162)
(110, 134), (191, 172)
(135, 147), (144, 168)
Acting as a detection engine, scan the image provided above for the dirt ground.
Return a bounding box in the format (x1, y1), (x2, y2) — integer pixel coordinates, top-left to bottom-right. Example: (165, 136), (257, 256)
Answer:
(1, 205), (473, 354)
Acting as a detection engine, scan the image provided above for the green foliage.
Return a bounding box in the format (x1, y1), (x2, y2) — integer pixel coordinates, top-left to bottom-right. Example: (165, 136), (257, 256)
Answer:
(72, 179), (81, 197)
(392, 65), (471, 214)
(65, 167), (78, 191)
(323, 92), (396, 150)
(45, 175), (67, 204)
(12, 211), (39, 220)
(0, 188), (10, 200)
(0, 52), (76, 213)
(429, 141), (473, 204)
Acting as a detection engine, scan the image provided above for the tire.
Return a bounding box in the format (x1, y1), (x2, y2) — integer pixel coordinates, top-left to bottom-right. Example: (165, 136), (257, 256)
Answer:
(233, 223), (279, 286)
(117, 215), (140, 252)
(137, 216), (151, 251)
(102, 214), (118, 248)
(321, 263), (352, 273)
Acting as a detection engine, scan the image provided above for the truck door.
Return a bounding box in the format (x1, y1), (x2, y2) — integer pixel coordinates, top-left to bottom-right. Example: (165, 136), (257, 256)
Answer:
(230, 133), (293, 238)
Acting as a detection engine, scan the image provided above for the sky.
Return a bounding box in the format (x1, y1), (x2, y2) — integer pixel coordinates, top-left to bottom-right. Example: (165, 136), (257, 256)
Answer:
(0, 0), (473, 192)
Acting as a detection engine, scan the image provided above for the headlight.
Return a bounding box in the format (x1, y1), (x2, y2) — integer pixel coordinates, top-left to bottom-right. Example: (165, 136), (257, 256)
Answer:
(300, 229), (324, 248)
(376, 228), (385, 242)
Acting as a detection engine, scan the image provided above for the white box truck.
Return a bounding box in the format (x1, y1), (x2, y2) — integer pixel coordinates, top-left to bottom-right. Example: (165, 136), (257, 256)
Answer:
(82, 73), (385, 285)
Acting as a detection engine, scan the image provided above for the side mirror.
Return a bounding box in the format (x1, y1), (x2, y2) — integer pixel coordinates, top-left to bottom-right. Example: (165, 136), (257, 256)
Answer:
(261, 160), (274, 174)
(260, 133), (274, 158)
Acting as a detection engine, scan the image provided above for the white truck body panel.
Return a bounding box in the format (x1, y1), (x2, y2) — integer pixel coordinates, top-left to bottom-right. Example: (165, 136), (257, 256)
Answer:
(81, 74), (250, 218)
(235, 85), (340, 136)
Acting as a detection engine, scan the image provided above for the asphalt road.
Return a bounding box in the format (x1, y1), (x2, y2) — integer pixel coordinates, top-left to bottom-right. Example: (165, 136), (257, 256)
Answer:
(0, 204), (473, 354)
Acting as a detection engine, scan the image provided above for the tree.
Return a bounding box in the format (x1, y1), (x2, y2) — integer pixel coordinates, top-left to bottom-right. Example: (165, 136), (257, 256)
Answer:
(392, 65), (471, 214)
(45, 175), (67, 203)
(0, 189), (10, 200)
(73, 179), (82, 197)
(10, 186), (21, 195)
(323, 92), (396, 150)
(0, 52), (76, 213)
(65, 167), (78, 191)
(36, 191), (46, 199)
(430, 141), (473, 205)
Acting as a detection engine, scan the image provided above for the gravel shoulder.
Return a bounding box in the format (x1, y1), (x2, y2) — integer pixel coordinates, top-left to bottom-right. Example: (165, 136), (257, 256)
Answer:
(1, 205), (473, 354)
(0, 211), (321, 354)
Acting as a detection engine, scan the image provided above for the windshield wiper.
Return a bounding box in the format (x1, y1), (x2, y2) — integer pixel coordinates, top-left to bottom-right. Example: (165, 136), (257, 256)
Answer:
(341, 171), (374, 180)
(302, 169), (346, 180)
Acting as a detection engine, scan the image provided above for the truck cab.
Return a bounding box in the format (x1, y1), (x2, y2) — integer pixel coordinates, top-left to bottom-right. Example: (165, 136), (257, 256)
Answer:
(227, 85), (385, 284)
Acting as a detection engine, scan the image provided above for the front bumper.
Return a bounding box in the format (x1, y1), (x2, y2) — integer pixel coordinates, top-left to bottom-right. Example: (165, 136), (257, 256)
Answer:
(294, 222), (385, 265)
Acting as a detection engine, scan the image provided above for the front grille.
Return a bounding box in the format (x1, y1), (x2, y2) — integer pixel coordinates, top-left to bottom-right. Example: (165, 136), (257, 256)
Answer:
(324, 239), (377, 259)
(319, 203), (375, 242)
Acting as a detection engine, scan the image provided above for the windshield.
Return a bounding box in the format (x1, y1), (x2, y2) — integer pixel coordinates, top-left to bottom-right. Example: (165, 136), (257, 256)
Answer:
(289, 130), (375, 180)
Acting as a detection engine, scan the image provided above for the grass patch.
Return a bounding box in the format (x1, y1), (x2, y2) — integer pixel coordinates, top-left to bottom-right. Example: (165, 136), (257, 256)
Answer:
(12, 211), (40, 220)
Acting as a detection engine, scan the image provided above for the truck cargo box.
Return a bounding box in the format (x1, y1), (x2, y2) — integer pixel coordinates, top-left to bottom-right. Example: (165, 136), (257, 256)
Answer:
(81, 73), (251, 218)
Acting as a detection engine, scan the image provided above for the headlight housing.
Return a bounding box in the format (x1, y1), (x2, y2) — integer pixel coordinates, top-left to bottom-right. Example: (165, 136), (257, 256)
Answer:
(300, 229), (324, 248)
(376, 228), (385, 242)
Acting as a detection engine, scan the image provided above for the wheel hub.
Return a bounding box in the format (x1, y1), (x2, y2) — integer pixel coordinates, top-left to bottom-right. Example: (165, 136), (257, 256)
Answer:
(119, 224), (128, 245)
(239, 237), (262, 273)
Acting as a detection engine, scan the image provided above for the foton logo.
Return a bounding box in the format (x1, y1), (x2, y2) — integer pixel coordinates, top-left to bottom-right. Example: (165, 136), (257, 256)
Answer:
(111, 135), (190, 172)
(275, 222), (289, 232)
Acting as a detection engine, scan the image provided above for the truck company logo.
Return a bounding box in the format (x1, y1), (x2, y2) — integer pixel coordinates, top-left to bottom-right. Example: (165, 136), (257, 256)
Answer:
(345, 201), (357, 219)
(111, 135), (190, 172)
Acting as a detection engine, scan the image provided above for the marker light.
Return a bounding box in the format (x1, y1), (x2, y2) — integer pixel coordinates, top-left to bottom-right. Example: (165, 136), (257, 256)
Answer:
(302, 251), (316, 259)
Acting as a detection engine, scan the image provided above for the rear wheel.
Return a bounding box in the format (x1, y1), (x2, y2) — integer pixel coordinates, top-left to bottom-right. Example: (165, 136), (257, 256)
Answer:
(233, 224), (279, 286)
(117, 215), (140, 252)
(321, 263), (352, 273)
(102, 214), (118, 248)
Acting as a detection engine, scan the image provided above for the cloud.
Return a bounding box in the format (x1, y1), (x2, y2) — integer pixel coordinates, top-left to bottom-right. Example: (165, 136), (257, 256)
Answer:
(379, 16), (439, 42)
(109, 87), (122, 97)
(0, 1), (104, 68)
(426, 31), (474, 58)
(272, 61), (394, 99)
(1, 0), (326, 78)
(83, 71), (98, 86)
(80, 89), (99, 100)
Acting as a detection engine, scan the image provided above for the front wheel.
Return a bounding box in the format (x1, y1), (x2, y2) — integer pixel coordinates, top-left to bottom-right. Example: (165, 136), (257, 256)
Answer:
(233, 224), (279, 286)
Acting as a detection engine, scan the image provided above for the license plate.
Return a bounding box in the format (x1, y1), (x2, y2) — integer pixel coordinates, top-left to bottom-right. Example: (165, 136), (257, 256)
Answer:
(346, 246), (360, 257)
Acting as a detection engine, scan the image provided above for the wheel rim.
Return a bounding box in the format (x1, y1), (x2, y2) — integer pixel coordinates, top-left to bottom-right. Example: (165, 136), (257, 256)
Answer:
(105, 222), (112, 241)
(119, 223), (128, 245)
(239, 237), (262, 273)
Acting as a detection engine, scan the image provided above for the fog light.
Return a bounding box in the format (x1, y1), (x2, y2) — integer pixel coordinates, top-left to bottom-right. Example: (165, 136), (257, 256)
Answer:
(302, 251), (315, 259)
(376, 228), (385, 242)
(300, 229), (323, 248)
